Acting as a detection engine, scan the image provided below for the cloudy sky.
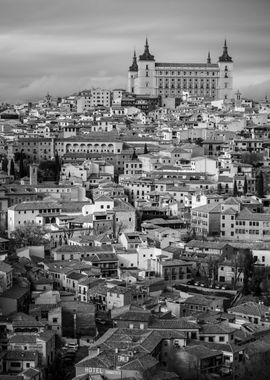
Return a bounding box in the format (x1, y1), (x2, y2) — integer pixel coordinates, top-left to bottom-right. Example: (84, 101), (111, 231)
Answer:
(0, 0), (269, 102)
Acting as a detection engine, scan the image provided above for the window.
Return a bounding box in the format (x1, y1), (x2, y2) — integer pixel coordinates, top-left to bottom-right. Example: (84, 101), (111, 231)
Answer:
(10, 362), (21, 368)
(219, 336), (225, 342)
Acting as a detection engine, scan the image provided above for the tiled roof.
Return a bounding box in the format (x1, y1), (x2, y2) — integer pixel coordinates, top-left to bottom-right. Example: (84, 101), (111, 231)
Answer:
(108, 286), (132, 295)
(87, 252), (118, 263)
(218, 176), (234, 183)
(9, 200), (61, 211)
(114, 198), (135, 211)
(223, 197), (241, 205)
(95, 195), (113, 203)
(0, 262), (12, 273)
(114, 310), (150, 322)
(150, 318), (199, 330)
(221, 207), (238, 215)
(38, 330), (55, 342)
(200, 322), (237, 335)
(156, 62), (219, 68)
(191, 202), (222, 213)
(228, 301), (269, 317)
(0, 287), (29, 300)
(184, 295), (224, 306)
(67, 272), (86, 281)
(9, 334), (37, 344)
(61, 201), (90, 213)
(236, 208), (270, 222)
(192, 340), (241, 353)
(54, 244), (113, 253)
(161, 259), (191, 267)
(185, 344), (222, 359)
(5, 350), (38, 361)
(21, 368), (40, 376)
(185, 240), (229, 250)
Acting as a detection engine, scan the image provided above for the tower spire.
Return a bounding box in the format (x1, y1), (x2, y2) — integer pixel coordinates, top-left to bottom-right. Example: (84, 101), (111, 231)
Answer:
(139, 38), (155, 61)
(207, 51), (211, 64)
(219, 39), (232, 62)
(129, 50), (138, 72)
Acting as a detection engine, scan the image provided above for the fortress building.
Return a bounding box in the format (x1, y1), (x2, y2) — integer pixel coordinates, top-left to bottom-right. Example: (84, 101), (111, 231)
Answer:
(128, 39), (233, 103)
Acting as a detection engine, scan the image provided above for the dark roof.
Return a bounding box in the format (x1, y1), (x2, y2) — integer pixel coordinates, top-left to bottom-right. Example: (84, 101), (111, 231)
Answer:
(219, 40), (233, 62)
(87, 252), (118, 263)
(139, 39), (155, 61)
(67, 272), (86, 281)
(228, 301), (269, 317)
(114, 310), (150, 322)
(185, 344), (223, 359)
(150, 318), (199, 330)
(5, 350), (39, 361)
(129, 51), (138, 72)
(200, 322), (237, 335)
(155, 62), (219, 68)
(0, 286), (29, 300)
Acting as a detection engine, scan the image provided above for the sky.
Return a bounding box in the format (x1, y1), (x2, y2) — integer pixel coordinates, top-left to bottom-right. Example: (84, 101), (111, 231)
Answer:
(0, 0), (270, 103)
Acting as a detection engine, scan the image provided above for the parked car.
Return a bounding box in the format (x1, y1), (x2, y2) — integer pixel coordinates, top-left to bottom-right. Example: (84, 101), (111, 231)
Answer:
(187, 280), (195, 285)
(65, 342), (79, 351)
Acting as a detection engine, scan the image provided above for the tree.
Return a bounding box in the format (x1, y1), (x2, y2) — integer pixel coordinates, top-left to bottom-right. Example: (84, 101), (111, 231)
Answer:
(39, 160), (59, 182)
(10, 159), (15, 176)
(243, 176), (248, 195)
(132, 148), (138, 160)
(222, 248), (254, 292)
(233, 181), (238, 197)
(144, 143), (149, 154)
(10, 223), (49, 248)
(256, 171), (264, 198)
(241, 152), (263, 167)
(236, 249), (254, 295)
(19, 151), (25, 178)
(182, 228), (196, 243)
(114, 221), (125, 241)
(54, 151), (61, 183)
(217, 183), (222, 194)
(1, 157), (8, 172)
(194, 137), (204, 147)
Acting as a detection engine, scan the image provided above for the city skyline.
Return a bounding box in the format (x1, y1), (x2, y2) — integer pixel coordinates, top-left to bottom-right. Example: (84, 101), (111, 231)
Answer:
(0, 0), (269, 102)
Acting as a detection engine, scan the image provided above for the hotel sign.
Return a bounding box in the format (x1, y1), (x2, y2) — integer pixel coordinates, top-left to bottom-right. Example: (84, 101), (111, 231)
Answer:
(85, 368), (121, 376)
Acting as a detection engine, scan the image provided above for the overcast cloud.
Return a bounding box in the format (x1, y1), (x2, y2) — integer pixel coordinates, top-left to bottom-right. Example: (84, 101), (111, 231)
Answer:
(0, 0), (269, 102)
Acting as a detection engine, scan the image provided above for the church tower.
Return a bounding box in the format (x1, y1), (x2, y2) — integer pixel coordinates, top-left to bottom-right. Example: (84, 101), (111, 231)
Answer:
(217, 40), (233, 101)
(135, 38), (156, 96)
(127, 50), (138, 93)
